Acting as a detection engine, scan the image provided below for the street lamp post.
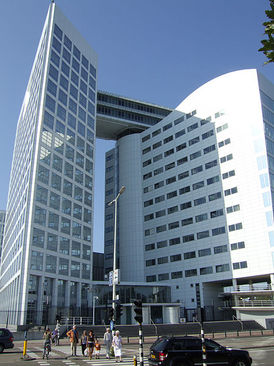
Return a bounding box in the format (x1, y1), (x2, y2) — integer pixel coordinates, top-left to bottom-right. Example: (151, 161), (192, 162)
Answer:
(108, 185), (126, 326)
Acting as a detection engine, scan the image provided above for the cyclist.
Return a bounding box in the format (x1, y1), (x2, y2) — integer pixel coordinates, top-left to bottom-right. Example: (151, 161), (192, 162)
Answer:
(43, 327), (52, 359)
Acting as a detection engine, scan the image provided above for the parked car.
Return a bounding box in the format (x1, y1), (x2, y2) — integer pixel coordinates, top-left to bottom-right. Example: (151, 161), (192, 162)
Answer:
(148, 336), (252, 366)
(0, 328), (14, 353)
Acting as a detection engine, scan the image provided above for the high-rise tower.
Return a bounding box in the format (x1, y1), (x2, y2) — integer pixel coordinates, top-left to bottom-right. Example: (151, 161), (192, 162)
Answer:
(0, 3), (97, 325)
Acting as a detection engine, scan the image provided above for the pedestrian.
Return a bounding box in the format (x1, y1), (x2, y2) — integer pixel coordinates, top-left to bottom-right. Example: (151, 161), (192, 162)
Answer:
(81, 330), (87, 356)
(94, 338), (101, 358)
(104, 327), (112, 359)
(42, 327), (52, 359)
(66, 325), (79, 356)
(112, 330), (122, 362)
(52, 328), (58, 345)
(86, 329), (95, 360)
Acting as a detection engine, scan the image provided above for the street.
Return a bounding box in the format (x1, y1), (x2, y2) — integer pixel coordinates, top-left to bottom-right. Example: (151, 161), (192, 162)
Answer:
(0, 336), (274, 365)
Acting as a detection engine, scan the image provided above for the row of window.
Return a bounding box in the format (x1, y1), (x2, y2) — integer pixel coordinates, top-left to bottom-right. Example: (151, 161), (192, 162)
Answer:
(32, 227), (91, 258)
(144, 185), (238, 208)
(141, 112), (226, 143)
(145, 225), (227, 240)
(145, 239), (245, 252)
(146, 261), (247, 282)
(143, 149), (233, 181)
(34, 205), (91, 241)
(31, 250), (91, 278)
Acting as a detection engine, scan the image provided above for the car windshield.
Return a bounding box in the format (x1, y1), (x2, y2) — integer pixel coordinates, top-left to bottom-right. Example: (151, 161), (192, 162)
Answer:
(151, 338), (169, 352)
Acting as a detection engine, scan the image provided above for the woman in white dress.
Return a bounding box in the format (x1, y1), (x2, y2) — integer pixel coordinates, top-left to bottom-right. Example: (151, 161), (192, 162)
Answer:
(112, 330), (122, 362)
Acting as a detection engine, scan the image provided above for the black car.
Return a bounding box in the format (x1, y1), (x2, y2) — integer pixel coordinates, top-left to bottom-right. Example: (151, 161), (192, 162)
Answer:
(0, 328), (14, 353)
(148, 336), (252, 366)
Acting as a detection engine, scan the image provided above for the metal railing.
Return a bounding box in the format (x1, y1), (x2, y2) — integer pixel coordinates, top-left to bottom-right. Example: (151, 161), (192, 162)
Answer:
(236, 299), (274, 307)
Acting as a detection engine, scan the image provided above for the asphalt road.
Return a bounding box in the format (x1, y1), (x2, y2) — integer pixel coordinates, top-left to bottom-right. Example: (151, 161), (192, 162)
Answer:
(0, 336), (273, 365)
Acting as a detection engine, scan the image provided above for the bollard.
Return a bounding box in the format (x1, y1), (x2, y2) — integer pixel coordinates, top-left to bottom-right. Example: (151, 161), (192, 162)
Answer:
(23, 331), (28, 357)
(133, 355), (137, 366)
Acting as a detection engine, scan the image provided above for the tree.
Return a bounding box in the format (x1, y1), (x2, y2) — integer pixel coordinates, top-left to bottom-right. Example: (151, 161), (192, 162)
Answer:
(259, 0), (274, 64)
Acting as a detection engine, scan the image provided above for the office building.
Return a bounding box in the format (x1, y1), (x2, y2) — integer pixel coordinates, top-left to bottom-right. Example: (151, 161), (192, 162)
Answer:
(0, 3), (97, 326)
(105, 69), (274, 325)
(0, 211), (5, 262)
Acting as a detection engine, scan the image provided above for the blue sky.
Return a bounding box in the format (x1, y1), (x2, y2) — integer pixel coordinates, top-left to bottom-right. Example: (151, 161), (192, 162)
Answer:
(0, 0), (273, 252)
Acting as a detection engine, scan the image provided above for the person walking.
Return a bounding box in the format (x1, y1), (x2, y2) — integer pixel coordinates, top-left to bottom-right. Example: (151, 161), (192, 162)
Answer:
(42, 327), (52, 359)
(104, 327), (112, 359)
(86, 329), (95, 360)
(66, 325), (79, 356)
(94, 338), (101, 359)
(81, 330), (87, 356)
(112, 330), (122, 362)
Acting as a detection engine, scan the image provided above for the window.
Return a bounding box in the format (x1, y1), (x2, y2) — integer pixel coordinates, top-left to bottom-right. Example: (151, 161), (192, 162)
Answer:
(168, 205), (178, 214)
(146, 275), (156, 282)
(152, 128), (161, 137)
(200, 267), (213, 275)
(222, 170), (235, 179)
(216, 263), (230, 273)
(156, 225), (166, 233)
(167, 190), (177, 199)
(166, 176), (176, 185)
(208, 192), (222, 201)
(205, 159), (218, 169)
(174, 116), (185, 125)
(184, 251), (195, 259)
(142, 147), (151, 154)
(155, 195), (165, 203)
(145, 243), (155, 251)
(212, 226), (226, 236)
(231, 241), (245, 250)
(171, 271), (183, 279)
(164, 135), (173, 144)
(210, 209), (223, 218)
(207, 175), (219, 185)
(157, 240), (168, 248)
(153, 141), (162, 149)
(179, 186), (190, 195)
(143, 159), (152, 167)
(175, 129), (185, 138)
(155, 209), (166, 218)
(180, 201), (192, 210)
(154, 167), (163, 176)
(216, 123), (228, 133)
(195, 213), (208, 222)
(146, 259), (155, 267)
(182, 217), (193, 226)
(191, 165), (203, 175)
(197, 230), (210, 239)
(202, 130), (214, 140)
(168, 221), (179, 229)
(158, 256), (168, 264)
(183, 234), (195, 242)
(142, 134), (150, 142)
(185, 269), (197, 277)
(158, 273), (169, 281)
(229, 222), (243, 231)
(154, 181), (164, 189)
(169, 237), (180, 246)
(153, 153), (163, 162)
(187, 122), (198, 132)
(163, 122), (172, 131)
(194, 197), (206, 206)
(164, 148), (174, 157)
(143, 172), (152, 180)
(170, 254), (181, 262)
(214, 245), (227, 254)
(218, 138), (231, 148)
(192, 181), (204, 190)
(220, 153), (233, 163)
(198, 248), (211, 257)
(189, 136), (200, 146)
(224, 187), (238, 196)
(226, 204), (240, 214)
(177, 156), (188, 165)
(176, 142), (187, 151)
(178, 171), (189, 180)
(190, 150), (201, 160)
(203, 144), (216, 154)
(233, 261), (247, 270)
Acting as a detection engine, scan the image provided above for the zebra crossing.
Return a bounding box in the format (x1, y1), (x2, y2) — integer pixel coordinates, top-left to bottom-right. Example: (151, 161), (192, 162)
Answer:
(22, 345), (149, 365)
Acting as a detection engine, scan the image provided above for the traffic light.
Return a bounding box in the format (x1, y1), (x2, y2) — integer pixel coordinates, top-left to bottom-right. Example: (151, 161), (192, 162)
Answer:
(133, 299), (143, 323)
(115, 301), (123, 320)
(108, 307), (114, 320)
